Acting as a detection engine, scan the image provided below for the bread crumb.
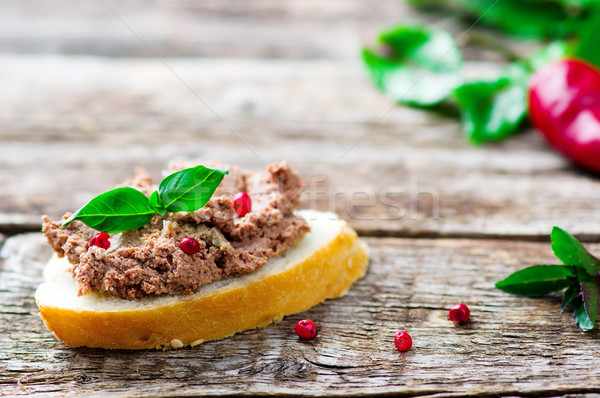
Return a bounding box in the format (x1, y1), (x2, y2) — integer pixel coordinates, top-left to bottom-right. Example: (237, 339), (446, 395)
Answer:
(170, 339), (184, 349)
(190, 339), (204, 347)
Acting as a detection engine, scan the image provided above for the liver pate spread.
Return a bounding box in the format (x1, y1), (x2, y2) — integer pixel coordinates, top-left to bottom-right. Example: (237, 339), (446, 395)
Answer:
(42, 162), (310, 299)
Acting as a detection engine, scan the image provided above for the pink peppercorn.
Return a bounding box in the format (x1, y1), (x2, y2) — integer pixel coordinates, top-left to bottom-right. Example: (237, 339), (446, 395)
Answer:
(179, 237), (201, 255)
(233, 192), (252, 216)
(394, 331), (412, 352)
(90, 232), (111, 250)
(295, 319), (317, 340)
(449, 303), (470, 325)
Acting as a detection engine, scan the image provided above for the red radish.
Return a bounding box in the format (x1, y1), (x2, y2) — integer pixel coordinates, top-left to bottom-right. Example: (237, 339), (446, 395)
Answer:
(528, 58), (600, 173)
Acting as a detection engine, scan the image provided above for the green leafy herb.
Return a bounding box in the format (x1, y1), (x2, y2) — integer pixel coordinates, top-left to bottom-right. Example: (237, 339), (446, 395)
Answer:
(561, 284), (580, 313)
(453, 64), (529, 144)
(574, 299), (594, 332)
(551, 226), (600, 277)
(153, 166), (228, 214)
(363, 2), (600, 146)
(62, 187), (157, 234)
(495, 265), (576, 297)
(63, 165), (228, 233)
(496, 226), (600, 331)
(148, 191), (165, 216)
(581, 280), (600, 325)
(362, 24), (462, 106)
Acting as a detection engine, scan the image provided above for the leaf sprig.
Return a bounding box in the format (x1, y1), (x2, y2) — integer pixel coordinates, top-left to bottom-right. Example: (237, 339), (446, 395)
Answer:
(62, 165), (228, 234)
(361, 3), (600, 144)
(361, 24), (463, 106)
(496, 227), (600, 331)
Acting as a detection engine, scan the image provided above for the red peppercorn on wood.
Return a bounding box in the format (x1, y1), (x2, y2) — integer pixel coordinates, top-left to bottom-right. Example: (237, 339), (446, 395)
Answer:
(448, 303), (470, 325)
(295, 319), (317, 340)
(394, 331), (412, 352)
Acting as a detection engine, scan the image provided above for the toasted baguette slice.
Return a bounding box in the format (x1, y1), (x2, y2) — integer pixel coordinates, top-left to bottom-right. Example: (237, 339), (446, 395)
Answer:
(35, 210), (368, 349)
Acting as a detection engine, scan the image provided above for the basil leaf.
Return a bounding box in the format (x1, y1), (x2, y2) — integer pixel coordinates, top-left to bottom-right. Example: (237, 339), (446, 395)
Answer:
(581, 279), (600, 325)
(495, 265), (577, 297)
(362, 24), (462, 106)
(454, 64), (528, 144)
(156, 165), (228, 213)
(574, 298), (595, 331)
(148, 191), (167, 216)
(62, 187), (156, 234)
(551, 226), (600, 277)
(453, 39), (571, 145)
(561, 284), (580, 313)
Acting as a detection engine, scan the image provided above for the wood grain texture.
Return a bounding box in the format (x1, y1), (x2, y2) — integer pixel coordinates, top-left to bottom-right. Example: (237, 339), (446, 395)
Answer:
(0, 0), (537, 61)
(2, 1), (599, 396)
(0, 0), (409, 59)
(2, 233), (600, 397)
(1, 55), (598, 238)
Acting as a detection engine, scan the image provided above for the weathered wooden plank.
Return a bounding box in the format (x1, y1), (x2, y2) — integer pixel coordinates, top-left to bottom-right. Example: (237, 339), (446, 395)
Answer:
(0, 0), (537, 61)
(0, 0), (412, 59)
(2, 233), (600, 396)
(1, 55), (597, 238)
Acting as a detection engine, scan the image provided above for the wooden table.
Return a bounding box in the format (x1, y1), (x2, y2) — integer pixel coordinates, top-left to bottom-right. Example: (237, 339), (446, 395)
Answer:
(3, 1), (600, 396)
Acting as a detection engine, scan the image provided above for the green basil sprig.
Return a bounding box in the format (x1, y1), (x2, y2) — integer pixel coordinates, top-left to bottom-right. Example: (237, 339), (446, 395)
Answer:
(62, 165), (228, 234)
(362, 23), (463, 106)
(453, 63), (529, 145)
(148, 165), (228, 215)
(496, 227), (600, 332)
(495, 264), (577, 297)
(361, 9), (600, 145)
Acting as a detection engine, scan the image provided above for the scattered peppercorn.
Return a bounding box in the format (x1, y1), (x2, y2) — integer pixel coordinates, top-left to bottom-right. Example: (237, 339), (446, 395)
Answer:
(394, 330), (412, 352)
(295, 319), (317, 340)
(179, 237), (201, 255)
(233, 192), (252, 216)
(90, 232), (111, 250)
(448, 303), (470, 325)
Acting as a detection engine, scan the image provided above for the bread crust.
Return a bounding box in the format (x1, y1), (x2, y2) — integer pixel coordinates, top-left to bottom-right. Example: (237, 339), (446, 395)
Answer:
(36, 215), (368, 349)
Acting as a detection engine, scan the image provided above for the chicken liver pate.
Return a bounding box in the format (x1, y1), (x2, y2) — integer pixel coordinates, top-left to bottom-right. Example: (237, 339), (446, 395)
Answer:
(42, 162), (310, 299)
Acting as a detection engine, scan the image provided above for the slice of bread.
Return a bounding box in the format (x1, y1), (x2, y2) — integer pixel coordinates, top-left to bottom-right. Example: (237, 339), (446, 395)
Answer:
(35, 210), (369, 349)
